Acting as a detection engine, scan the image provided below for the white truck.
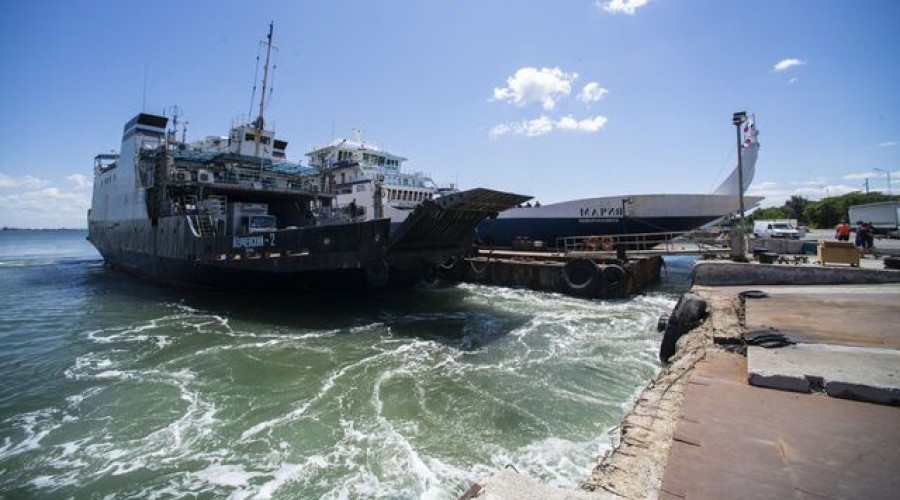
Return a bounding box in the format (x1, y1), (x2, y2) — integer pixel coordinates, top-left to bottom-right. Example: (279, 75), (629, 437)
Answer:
(753, 219), (802, 239)
(848, 201), (900, 238)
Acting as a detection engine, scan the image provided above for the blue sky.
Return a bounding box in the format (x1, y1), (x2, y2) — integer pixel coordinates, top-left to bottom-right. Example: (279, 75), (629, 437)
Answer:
(1, 0), (898, 228)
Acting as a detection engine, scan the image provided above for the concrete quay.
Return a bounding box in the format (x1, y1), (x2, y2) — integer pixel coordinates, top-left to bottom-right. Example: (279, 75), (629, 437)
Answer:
(467, 259), (900, 500)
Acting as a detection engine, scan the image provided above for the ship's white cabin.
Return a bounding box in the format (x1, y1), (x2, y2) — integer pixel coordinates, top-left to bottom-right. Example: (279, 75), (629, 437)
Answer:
(306, 137), (454, 223)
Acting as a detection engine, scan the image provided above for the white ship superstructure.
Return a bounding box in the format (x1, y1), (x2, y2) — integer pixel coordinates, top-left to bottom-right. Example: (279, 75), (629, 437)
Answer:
(306, 134), (456, 227)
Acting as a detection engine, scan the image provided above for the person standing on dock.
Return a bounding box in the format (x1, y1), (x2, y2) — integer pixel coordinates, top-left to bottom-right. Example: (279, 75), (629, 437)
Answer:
(862, 222), (876, 256)
(835, 220), (851, 241)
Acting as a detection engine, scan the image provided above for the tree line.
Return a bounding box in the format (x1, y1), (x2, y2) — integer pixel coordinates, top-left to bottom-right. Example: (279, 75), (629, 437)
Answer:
(750, 191), (900, 228)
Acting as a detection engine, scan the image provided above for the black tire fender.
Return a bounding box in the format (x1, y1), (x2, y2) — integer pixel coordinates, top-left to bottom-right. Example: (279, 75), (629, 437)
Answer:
(559, 258), (601, 297)
(365, 258), (390, 288)
(602, 264), (627, 297)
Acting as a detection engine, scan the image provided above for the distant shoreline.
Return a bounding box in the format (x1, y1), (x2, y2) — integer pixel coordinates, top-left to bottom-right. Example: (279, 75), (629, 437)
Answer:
(1, 227), (87, 231)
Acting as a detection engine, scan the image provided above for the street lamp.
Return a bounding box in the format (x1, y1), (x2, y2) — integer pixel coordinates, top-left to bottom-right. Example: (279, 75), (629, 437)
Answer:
(732, 111), (748, 261)
(874, 168), (892, 196)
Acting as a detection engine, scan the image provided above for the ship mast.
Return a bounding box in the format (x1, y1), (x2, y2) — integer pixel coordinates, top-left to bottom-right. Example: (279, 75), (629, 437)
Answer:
(254, 22), (274, 157)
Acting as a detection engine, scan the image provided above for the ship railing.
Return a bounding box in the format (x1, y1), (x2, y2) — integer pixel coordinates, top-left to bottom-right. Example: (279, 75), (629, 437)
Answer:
(191, 171), (320, 193)
(555, 230), (730, 255)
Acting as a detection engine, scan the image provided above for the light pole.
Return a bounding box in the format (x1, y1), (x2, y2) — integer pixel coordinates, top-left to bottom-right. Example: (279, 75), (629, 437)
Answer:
(732, 111), (748, 261)
(874, 168), (892, 195)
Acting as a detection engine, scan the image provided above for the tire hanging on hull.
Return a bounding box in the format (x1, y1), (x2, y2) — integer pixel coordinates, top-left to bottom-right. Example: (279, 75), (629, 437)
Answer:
(602, 264), (627, 298)
(559, 258), (602, 297)
(365, 258), (390, 288)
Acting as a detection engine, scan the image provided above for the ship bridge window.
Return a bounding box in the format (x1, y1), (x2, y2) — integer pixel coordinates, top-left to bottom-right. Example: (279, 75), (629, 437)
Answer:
(243, 133), (271, 144)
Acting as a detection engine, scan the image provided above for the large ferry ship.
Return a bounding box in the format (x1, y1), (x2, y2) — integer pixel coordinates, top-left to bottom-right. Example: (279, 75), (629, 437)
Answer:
(478, 116), (764, 248)
(87, 108), (395, 289)
(87, 24), (526, 289)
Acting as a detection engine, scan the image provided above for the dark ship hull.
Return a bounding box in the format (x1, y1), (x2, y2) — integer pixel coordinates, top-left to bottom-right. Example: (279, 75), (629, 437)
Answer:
(88, 217), (391, 290)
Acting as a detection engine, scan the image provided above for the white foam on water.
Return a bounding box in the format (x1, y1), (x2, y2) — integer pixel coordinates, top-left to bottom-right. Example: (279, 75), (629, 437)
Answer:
(496, 435), (606, 489)
(240, 347), (398, 442)
(349, 322), (385, 334)
(2, 272), (683, 497)
(0, 409), (63, 461)
(29, 471), (80, 490)
(254, 456), (329, 499)
(65, 387), (103, 408)
(50, 366), (222, 489)
(192, 463), (266, 488)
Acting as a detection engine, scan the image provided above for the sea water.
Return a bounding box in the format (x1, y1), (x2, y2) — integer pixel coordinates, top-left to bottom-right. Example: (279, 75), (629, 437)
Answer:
(0, 230), (688, 498)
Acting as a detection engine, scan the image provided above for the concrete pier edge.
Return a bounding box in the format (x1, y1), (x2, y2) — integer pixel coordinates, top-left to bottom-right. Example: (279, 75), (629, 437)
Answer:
(692, 260), (900, 286)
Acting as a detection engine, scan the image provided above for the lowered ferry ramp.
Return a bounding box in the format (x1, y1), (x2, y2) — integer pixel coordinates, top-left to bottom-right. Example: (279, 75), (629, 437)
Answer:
(384, 188), (530, 285)
(389, 188), (531, 252)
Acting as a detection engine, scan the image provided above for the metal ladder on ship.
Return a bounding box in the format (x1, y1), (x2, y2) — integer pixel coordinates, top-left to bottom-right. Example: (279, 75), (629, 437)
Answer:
(196, 214), (216, 237)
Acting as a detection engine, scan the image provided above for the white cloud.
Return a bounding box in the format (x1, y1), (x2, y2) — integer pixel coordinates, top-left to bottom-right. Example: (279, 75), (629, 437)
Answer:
(578, 82), (609, 103)
(67, 173), (91, 189)
(876, 141), (898, 148)
(0, 173), (90, 228)
(794, 177), (830, 187)
(492, 67), (578, 110)
(598, 0), (650, 15)
(749, 176), (864, 207)
(490, 117), (554, 138)
(843, 172), (880, 181)
(521, 116), (555, 136)
(788, 77), (799, 84)
(772, 58), (805, 72)
(0, 187), (90, 228)
(490, 115), (608, 138)
(557, 115), (609, 132)
(0, 173), (48, 190)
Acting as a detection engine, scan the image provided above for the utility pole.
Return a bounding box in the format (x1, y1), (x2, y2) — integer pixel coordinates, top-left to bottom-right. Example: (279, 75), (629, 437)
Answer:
(732, 111), (748, 261)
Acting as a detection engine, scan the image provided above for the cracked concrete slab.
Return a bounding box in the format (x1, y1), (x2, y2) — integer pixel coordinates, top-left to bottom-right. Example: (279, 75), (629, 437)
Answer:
(748, 343), (900, 405)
